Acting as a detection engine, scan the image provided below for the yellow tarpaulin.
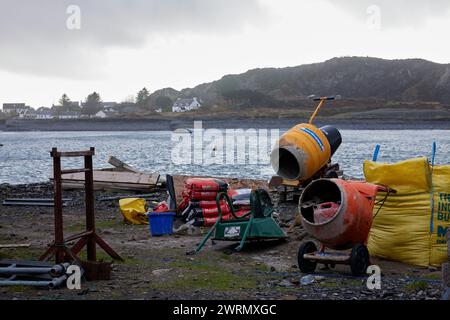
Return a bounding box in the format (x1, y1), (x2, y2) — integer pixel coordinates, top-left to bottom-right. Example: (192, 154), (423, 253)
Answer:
(364, 157), (450, 267)
(119, 198), (148, 225)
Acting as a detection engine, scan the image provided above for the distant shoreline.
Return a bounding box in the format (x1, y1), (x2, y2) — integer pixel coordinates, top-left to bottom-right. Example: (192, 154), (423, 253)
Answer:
(0, 117), (449, 131)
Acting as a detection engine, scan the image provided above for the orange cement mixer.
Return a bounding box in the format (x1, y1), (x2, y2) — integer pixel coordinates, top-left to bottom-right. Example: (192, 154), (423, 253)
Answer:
(270, 124), (341, 182)
(297, 178), (393, 275)
(270, 96), (342, 186)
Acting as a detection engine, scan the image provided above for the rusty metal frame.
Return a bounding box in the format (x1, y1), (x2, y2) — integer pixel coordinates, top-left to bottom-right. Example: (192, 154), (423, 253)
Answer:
(40, 147), (123, 264)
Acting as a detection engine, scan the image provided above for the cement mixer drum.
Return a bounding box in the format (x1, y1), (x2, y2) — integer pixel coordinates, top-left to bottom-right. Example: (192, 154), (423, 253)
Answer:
(270, 124), (341, 181)
(296, 178), (391, 275)
(299, 178), (381, 250)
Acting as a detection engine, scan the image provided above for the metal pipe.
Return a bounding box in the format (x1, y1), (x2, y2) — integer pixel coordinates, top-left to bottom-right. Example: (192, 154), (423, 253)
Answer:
(49, 275), (68, 289)
(1, 201), (67, 207)
(4, 198), (72, 202)
(0, 263), (70, 277)
(0, 267), (53, 275)
(0, 280), (54, 287)
(0, 276), (68, 288)
(50, 263), (70, 277)
(50, 265), (84, 289)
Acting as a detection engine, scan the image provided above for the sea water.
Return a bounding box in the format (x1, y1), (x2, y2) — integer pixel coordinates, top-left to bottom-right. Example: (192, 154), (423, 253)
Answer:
(0, 130), (449, 185)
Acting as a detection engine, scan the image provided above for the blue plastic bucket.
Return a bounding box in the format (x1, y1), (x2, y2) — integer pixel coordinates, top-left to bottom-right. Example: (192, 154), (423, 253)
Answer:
(148, 212), (176, 236)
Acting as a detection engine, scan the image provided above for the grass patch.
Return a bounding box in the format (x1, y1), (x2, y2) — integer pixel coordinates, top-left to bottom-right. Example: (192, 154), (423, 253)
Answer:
(2, 285), (35, 293)
(273, 286), (304, 293)
(76, 250), (116, 262)
(0, 247), (43, 260)
(422, 273), (441, 280)
(345, 278), (364, 286)
(146, 251), (260, 291)
(167, 260), (215, 271)
(254, 264), (271, 272)
(159, 270), (256, 291)
(65, 218), (124, 233)
(405, 280), (428, 292)
(317, 281), (340, 288)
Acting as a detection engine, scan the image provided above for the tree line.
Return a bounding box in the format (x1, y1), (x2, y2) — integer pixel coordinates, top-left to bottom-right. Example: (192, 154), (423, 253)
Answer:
(52, 88), (175, 116)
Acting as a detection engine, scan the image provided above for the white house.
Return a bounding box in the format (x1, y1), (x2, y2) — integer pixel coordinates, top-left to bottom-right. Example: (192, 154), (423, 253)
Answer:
(36, 110), (54, 119)
(58, 111), (80, 119)
(172, 97), (202, 112)
(2, 103), (31, 115)
(20, 109), (37, 119)
(95, 110), (107, 118)
(101, 102), (118, 113)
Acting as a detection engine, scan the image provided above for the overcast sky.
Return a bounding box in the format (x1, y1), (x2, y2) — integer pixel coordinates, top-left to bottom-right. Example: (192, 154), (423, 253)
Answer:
(1, 0), (450, 108)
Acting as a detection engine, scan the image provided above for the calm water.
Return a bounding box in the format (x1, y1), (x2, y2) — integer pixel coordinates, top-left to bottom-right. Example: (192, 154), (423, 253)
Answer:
(0, 130), (449, 185)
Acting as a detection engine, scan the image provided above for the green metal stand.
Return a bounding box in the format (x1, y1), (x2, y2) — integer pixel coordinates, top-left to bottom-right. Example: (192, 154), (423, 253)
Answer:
(191, 188), (287, 254)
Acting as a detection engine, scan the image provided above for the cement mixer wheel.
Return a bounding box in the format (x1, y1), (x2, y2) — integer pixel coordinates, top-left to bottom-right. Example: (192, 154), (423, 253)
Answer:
(297, 241), (317, 273)
(350, 244), (369, 276)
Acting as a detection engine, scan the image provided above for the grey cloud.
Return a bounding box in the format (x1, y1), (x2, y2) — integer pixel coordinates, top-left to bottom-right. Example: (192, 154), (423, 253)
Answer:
(323, 0), (450, 28)
(0, 0), (267, 78)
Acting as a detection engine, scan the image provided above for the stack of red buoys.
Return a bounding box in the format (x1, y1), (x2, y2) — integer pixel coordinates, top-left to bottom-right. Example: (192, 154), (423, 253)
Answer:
(179, 178), (251, 226)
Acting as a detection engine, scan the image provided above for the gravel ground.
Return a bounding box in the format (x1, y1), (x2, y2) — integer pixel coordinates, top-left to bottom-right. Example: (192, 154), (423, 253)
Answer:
(0, 182), (445, 300)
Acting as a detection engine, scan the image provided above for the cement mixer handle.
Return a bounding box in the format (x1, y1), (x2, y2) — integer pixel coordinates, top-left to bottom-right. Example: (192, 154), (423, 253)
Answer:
(308, 95), (341, 124)
(373, 184), (396, 219)
(376, 184), (397, 194)
(311, 95), (341, 101)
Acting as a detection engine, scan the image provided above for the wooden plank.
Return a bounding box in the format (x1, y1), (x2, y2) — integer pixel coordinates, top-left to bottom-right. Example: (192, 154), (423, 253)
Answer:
(60, 180), (156, 192)
(61, 168), (91, 174)
(59, 170), (160, 186)
(107, 156), (139, 173)
(56, 150), (95, 157)
(97, 193), (159, 201)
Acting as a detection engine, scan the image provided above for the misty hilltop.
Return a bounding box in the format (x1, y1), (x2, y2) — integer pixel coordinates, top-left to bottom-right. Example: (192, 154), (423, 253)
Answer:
(150, 57), (450, 107)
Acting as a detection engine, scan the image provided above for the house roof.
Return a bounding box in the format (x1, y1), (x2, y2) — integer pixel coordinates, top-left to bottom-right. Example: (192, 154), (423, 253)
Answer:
(173, 97), (200, 106)
(3, 103), (29, 109)
(37, 110), (53, 116)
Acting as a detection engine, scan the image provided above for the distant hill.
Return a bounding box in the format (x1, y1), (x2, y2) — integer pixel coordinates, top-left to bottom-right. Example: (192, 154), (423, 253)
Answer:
(149, 57), (450, 108)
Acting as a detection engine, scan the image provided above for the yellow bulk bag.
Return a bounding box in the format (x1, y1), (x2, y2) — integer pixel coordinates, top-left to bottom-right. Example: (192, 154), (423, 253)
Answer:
(364, 157), (450, 267)
(430, 165), (450, 266)
(119, 198), (148, 225)
(363, 157), (431, 194)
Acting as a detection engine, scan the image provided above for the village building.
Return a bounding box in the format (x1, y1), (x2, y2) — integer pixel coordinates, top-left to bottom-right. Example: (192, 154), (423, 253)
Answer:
(172, 97), (202, 112)
(36, 110), (54, 119)
(2, 103), (31, 115)
(100, 102), (118, 113)
(95, 110), (107, 118)
(58, 111), (80, 119)
(20, 109), (37, 119)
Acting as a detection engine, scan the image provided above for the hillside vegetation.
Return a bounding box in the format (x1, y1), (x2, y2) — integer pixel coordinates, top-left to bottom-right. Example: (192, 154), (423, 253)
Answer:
(149, 57), (450, 112)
